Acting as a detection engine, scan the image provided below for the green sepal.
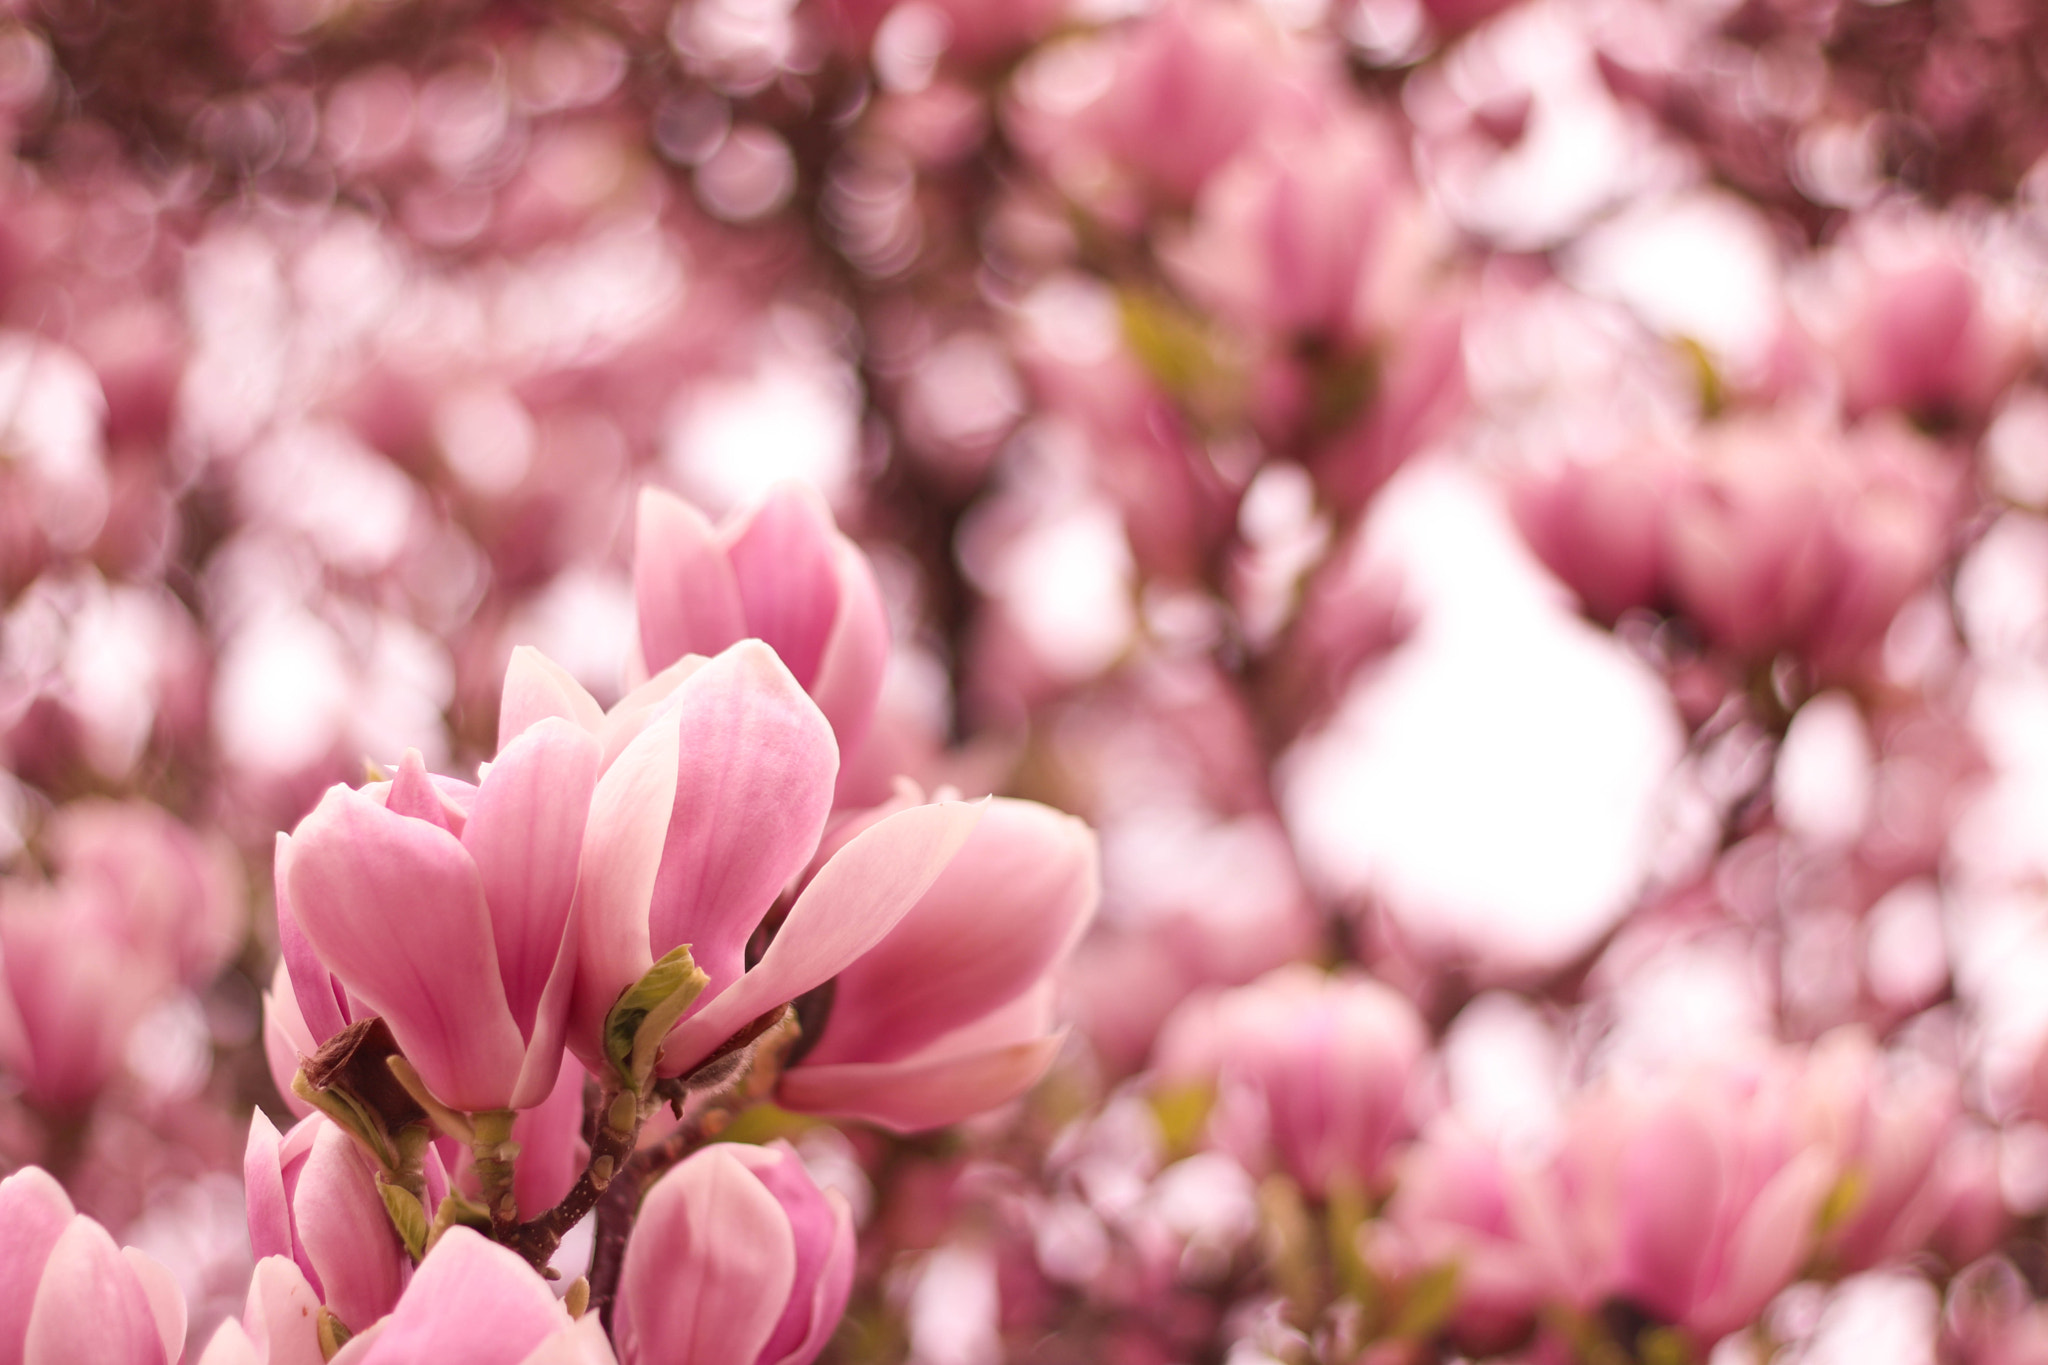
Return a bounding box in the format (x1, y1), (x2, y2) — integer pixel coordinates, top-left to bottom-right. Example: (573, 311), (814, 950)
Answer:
(425, 1189), (493, 1253)
(603, 943), (711, 1094)
(377, 1182), (430, 1262)
(1392, 1260), (1460, 1341)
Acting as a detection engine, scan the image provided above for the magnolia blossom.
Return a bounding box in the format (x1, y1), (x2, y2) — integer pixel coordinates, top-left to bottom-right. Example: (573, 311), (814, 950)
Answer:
(634, 485), (888, 759)
(615, 1143), (855, 1365)
(778, 789), (1099, 1130)
(280, 698), (600, 1113)
(0, 1166), (187, 1365)
(1154, 965), (1428, 1197)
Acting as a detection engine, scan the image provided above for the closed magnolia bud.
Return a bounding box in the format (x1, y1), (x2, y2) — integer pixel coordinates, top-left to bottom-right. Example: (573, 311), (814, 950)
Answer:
(0, 1166), (187, 1365)
(615, 1143), (855, 1365)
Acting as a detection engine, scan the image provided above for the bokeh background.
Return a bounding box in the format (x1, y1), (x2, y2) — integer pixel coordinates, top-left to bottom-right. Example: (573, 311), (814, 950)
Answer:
(6, 0), (2048, 1359)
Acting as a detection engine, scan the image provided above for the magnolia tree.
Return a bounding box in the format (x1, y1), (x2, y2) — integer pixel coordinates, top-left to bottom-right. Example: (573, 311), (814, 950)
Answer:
(6, 0), (2048, 1361)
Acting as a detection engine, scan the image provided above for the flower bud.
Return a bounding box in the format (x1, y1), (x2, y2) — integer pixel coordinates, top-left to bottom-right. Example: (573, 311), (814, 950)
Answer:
(615, 1142), (855, 1365)
(244, 1112), (415, 1331)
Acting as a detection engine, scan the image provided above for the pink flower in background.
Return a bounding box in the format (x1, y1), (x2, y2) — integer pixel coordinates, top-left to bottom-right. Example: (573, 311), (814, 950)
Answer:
(615, 1142), (854, 1365)
(634, 485), (888, 760)
(778, 789), (1098, 1130)
(557, 640), (981, 1082)
(1155, 966), (1428, 1197)
(42, 800), (245, 989)
(282, 705), (601, 1112)
(243, 1112), (425, 1330)
(0, 1166), (187, 1365)
(1509, 445), (1680, 624)
(1830, 246), (2028, 428)
(0, 880), (162, 1112)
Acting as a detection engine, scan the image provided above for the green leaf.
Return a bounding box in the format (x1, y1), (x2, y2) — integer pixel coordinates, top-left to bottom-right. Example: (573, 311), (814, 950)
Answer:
(603, 944), (712, 1093)
(1392, 1260), (1459, 1341)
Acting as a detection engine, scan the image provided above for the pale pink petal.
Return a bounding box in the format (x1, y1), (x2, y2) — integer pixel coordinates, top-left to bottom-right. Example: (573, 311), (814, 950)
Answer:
(1691, 1148), (1833, 1341)
(243, 1113), (293, 1268)
(635, 489), (746, 675)
(513, 1318), (617, 1365)
(662, 799), (981, 1076)
(805, 801), (1095, 1066)
(295, 1122), (406, 1331)
(499, 648), (606, 751)
(732, 1145), (847, 1365)
(596, 656), (711, 774)
(262, 960), (318, 1119)
(723, 485), (843, 689)
(241, 1258), (326, 1365)
(24, 1219), (166, 1365)
(778, 1033), (1065, 1132)
(462, 718), (600, 1042)
(355, 1229), (569, 1365)
(0, 1168), (74, 1365)
(385, 751), (457, 833)
(568, 712), (677, 1074)
(193, 1320), (259, 1365)
(644, 643), (837, 997)
(766, 1195), (855, 1365)
(805, 538), (890, 750)
(616, 1148), (794, 1365)
(120, 1249), (184, 1365)
(287, 787), (526, 1112)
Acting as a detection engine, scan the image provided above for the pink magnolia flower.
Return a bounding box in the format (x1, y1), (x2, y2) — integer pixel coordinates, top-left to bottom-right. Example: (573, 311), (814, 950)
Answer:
(511, 640), (981, 1083)
(614, 1142), (855, 1365)
(243, 1112), (419, 1330)
(777, 789), (1098, 1131)
(42, 799), (245, 989)
(0, 1165), (187, 1365)
(280, 699), (601, 1112)
(192, 1256), (329, 1365)
(1832, 250), (2027, 427)
(0, 879), (161, 1112)
(634, 485), (888, 760)
(323, 1227), (614, 1365)
(1153, 966), (1427, 1197)
(1509, 446), (1682, 624)
(1515, 1059), (1835, 1345)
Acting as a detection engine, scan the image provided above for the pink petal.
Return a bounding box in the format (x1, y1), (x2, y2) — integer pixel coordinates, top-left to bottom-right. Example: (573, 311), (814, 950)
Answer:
(499, 648), (605, 752)
(512, 1062), (589, 1217)
(241, 1258), (325, 1365)
(462, 718), (600, 1042)
(805, 801), (1095, 1067)
(275, 835), (350, 1046)
(805, 538), (890, 751)
(295, 1121), (406, 1331)
(616, 1148), (794, 1365)
(722, 485), (844, 690)
(778, 1032), (1066, 1133)
(634, 488), (746, 675)
(193, 1320), (259, 1365)
(596, 656), (711, 774)
(354, 1229), (569, 1365)
(1616, 1101), (1723, 1324)
(24, 1219), (166, 1365)
(0, 1168), (74, 1365)
(512, 1318), (618, 1365)
(286, 786), (527, 1113)
(568, 711), (677, 1074)
(644, 642), (837, 999)
(1691, 1148), (1833, 1340)
(732, 1145), (849, 1365)
(662, 799), (981, 1077)
(262, 959), (319, 1120)
(120, 1250), (184, 1365)
(242, 1112), (293, 1268)
(767, 1195), (854, 1365)
(386, 751), (458, 834)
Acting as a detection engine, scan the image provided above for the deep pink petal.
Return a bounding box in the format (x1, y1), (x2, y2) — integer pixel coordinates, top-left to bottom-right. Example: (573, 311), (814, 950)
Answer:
(722, 485), (844, 690)
(616, 1148), (793, 1365)
(635, 489), (746, 675)
(356, 1228), (569, 1365)
(462, 718), (600, 1042)
(1616, 1101), (1723, 1323)
(644, 642), (836, 1000)
(512, 1061), (588, 1216)
(806, 800), (1096, 1067)
(805, 538), (890, 750)
(663, 800), (982, 1076)
(732, 1146), (846, 1365)
(767, 1194), (854, 1365)
(23, 1218), (166, 1365)
(295, 1121), (406, 1330)
(499, 648), (606, 752)
(286, 786), (526, 1112)
(0, 1168), (74, 1365)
